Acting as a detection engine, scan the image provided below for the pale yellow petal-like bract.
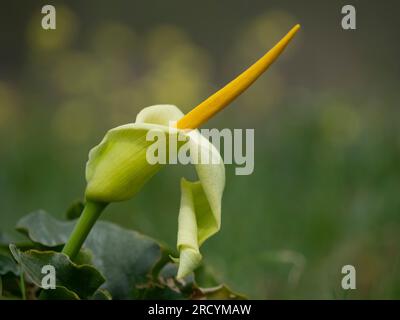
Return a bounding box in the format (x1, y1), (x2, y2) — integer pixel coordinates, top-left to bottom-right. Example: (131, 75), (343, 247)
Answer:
(85, 104), (225, 278)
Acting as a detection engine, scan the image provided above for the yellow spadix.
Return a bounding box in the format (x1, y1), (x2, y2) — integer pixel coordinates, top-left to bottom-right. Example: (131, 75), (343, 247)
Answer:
(177, 24), (300, 130)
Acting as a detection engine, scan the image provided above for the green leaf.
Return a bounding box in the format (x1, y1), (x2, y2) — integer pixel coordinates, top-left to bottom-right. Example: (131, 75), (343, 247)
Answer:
(0, 275), (22, 299)
(0, 253), (18, 276)
(91, 289), (112, 300)
(0, 231), (29, 248)
(194, 264), (220, 288)
(198, 285), (246, 300)
(10, 244), (105, 299)
(136, 283), (185, 300)
(39, 286), (80, 300)
(16, 211), (161, 299)
(84, 221), (162, 299)
(0, 232), (19, 277)
(16, 210), (72, 247)
(136, 263), (187, 300)
(136, 262), (246, 300)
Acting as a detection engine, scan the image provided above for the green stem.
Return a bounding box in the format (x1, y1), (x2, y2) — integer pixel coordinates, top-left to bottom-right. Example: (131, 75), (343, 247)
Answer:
(39, 201), (107, 300)
(20, 270), (26, 300)
(62, 201), (108, 260)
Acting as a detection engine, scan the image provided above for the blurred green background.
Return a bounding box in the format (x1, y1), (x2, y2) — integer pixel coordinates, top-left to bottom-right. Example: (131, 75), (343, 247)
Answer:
(1, 0), (400, 299)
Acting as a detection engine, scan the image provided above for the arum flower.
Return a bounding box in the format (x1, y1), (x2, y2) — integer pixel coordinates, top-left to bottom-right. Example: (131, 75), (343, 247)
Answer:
(62, 24), (300, 279)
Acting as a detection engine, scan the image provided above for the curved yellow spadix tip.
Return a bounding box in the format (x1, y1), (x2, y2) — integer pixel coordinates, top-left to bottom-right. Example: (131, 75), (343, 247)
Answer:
(177, 24), (301, 130)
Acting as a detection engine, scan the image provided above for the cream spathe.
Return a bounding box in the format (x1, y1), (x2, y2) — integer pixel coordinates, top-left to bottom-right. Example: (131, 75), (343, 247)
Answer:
(85, 104), (224, 278)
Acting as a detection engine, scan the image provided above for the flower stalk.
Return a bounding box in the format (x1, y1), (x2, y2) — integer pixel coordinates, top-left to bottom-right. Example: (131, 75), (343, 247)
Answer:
(62, 201), (107, 259)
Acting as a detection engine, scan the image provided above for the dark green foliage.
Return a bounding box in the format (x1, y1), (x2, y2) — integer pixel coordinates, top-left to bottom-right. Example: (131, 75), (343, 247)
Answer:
(0, 209), (243, 300)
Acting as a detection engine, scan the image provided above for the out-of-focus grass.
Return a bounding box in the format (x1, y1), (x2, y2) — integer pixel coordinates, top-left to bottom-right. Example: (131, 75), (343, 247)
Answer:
(1, 3), (400, 299)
